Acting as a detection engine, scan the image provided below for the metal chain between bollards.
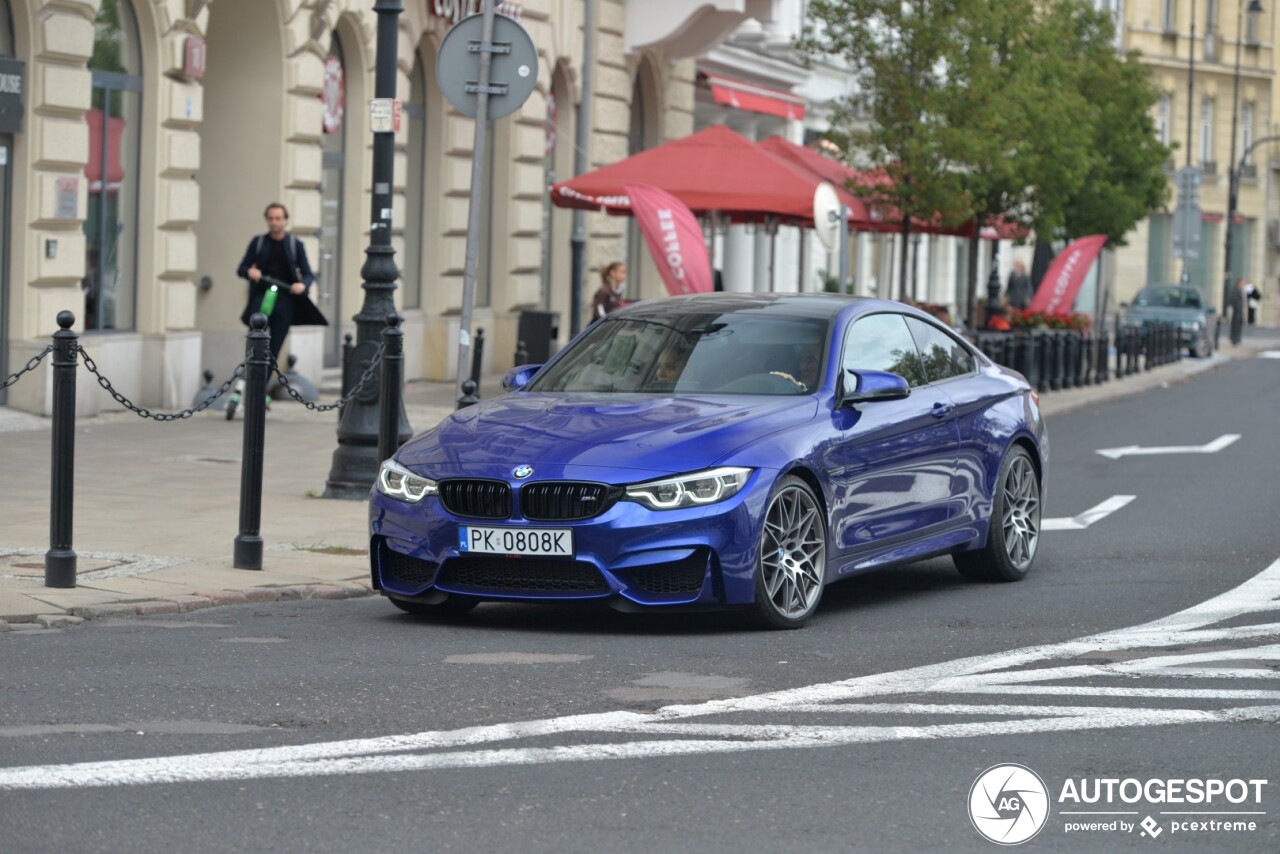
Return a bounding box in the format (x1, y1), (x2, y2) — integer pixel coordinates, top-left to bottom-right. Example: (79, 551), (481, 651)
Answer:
(77, 345), (249, 421)
(268, 342), (386, 413)
(0, 345), (55, 391)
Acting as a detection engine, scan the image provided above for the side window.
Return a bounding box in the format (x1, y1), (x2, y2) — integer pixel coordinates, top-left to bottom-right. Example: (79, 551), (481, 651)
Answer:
(905, 317), (976, 383)
(842, 313), (927, 388)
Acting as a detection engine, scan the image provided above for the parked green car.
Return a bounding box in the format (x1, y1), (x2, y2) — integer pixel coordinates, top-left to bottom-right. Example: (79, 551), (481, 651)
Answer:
(1120, 284), (1216, 358)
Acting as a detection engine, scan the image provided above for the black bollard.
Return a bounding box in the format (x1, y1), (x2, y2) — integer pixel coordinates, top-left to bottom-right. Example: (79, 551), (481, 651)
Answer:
(339, 333), (354, 422)
(1097, 330), (1109, 383)
(457, 378), (480, 409)
(470, 327), (485, 394)
(514, 339), (528, 367)
(378, 312), (404, 467)
(234, 314), (271, 570)
(45, 311), (78, 589)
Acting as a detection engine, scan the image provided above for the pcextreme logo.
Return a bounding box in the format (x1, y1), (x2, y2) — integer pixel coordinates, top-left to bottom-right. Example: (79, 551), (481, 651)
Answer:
(969, 764), (1051, 845)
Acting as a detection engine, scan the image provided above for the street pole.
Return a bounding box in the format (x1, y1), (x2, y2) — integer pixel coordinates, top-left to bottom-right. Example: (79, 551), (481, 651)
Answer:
(1221, 0), (1265, 318)
(1182, 0), (1198, 285)
(323, 0), (411, 499)
(453, 0), (499, 406)
(569, 0), (595, 339)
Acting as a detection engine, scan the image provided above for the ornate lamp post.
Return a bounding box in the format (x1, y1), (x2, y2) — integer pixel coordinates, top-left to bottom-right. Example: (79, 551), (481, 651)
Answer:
(1221, 0), (1265, 320)
(323, 0), (411, 499)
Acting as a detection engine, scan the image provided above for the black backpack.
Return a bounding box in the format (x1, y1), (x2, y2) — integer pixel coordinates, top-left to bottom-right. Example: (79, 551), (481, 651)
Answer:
(250, 233), (302, 283)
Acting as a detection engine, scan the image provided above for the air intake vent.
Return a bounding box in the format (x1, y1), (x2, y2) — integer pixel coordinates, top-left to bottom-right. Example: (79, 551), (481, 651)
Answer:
(378, 543), (439, 588)
(438, 556), (608, 593)
(439, 479), (512, 519)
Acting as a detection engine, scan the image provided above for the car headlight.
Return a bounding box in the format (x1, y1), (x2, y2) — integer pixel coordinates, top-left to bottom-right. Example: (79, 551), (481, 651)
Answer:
(1180, 320), (1202, 331)
(377, 459), (438, 503)
(624, 467), (752, 511)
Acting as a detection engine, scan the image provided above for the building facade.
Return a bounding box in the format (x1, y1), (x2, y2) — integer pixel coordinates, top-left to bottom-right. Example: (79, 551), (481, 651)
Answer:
(1108, 0), (1275, 318)
(1, 0), (787, 415)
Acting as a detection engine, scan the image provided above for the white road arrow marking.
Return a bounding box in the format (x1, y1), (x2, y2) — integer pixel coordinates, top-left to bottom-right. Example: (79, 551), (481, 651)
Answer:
(1041, 495), (1135, 531)
(1095, 433), (1240, 460)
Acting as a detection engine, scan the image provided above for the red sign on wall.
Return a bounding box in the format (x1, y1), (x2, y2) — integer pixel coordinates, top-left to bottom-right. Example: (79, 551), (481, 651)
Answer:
(183, 37), (206, 80)
(321, 55), (345, 135)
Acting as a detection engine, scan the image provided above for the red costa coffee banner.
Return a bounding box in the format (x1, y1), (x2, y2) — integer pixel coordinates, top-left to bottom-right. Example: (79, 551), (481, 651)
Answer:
(623, 182), (713, 297)
(1027, 235), (1107, 315)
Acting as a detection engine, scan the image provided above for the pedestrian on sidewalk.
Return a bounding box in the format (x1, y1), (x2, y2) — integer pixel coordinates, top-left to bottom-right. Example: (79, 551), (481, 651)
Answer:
(236, 202), (327, 359)
(1245, 282), (1262, 326)
(1006, 259), (1033, 310)
(590, 261), (628, 323)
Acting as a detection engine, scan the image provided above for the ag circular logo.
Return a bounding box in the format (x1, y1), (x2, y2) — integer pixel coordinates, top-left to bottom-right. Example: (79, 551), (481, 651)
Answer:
(512, 465), (534, 479)
(968, 763), (1050, 845)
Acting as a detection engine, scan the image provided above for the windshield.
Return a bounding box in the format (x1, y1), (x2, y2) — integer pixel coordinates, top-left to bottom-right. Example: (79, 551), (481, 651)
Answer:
(1135, 287), (1204, 309)
(529, 311), (830, 395)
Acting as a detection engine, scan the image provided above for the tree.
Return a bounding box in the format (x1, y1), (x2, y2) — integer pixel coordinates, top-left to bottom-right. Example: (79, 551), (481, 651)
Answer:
(803, 0), (1169, 318)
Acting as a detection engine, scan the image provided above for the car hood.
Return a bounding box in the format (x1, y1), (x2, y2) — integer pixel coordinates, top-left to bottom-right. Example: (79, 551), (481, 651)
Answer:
(396, 392), (817, 479)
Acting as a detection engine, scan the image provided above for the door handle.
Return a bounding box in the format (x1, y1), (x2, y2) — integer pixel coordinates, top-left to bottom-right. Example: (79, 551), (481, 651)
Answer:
(931, 401), (954, 418)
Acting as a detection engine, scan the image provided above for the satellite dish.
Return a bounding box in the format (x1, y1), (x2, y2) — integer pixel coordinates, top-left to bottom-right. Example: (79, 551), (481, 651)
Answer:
(813, 182), (843, 251)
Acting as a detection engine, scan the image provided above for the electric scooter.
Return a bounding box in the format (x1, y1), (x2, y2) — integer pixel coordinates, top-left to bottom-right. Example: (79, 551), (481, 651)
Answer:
(225, 275), (288, 421)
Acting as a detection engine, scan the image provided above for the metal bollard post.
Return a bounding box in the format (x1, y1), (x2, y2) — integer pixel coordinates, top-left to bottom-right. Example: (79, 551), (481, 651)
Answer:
(1035, 333), (1049, 395)
(457, 378), (480, 409)
(1081, 333), (1093, 386)
(1097, 330), (1110, 383)
(470, 327), (485, 392)
(45, 311), (78, 588)
(378, 312), (404, 467)
(514, 339), (528, 367)
(339, 333), (354, 422)
(233, 314), (271, 570)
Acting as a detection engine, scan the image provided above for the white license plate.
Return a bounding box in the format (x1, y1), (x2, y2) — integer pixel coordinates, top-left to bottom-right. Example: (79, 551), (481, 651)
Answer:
(458, 526), (574, 557)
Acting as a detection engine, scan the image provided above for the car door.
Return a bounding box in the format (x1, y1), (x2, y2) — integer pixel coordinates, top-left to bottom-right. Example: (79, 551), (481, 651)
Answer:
(903, 316), (988, 521)
(824, 312), (962, 556)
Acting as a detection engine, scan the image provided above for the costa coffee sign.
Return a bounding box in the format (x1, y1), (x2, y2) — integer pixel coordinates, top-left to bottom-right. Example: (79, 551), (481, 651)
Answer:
(430, 0), (523, 26)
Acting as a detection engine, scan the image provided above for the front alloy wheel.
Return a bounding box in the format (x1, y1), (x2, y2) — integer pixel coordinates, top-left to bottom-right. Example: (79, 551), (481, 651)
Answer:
(750, 476), (826, 629)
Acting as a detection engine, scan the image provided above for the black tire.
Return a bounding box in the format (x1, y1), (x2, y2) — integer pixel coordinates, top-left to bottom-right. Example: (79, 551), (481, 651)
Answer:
(954, 445), (1041, 583)
(388, 595), (479, 617)
(748, 475), (827, 629)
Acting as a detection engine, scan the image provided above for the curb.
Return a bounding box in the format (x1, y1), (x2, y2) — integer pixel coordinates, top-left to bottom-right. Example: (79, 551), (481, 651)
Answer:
(3, 581), (376, 630)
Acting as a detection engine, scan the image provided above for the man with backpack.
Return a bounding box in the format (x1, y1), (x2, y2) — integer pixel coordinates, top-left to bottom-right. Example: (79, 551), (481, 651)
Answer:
(236, 202), (327, 358)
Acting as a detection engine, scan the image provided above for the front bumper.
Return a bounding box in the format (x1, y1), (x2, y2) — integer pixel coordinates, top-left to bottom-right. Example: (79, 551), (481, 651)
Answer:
(368, 473), (771, 608)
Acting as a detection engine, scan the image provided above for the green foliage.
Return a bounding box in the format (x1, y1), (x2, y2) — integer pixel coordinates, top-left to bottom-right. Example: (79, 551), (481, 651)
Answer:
(801, 0), (1169, 248)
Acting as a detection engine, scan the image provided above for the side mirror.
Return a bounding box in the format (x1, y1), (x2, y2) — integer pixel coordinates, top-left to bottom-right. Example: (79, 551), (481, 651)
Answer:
(502, 364), (543, 391)
(1206, 306), (1217, 315)
(840, 369), (911, 406)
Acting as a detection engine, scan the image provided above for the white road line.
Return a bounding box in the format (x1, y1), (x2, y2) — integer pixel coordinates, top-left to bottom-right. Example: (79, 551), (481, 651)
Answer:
(1257, 350), (1280, 359)
(1041, 495), (1135, 531)
(1095, 433), (1241, 460)
(2, 556), (1278, 790)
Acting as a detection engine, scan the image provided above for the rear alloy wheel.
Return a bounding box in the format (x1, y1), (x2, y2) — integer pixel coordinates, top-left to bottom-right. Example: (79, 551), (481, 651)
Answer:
(749, 476), (826, 629)
(954, 446), (1040, 583)
(388, 595), (479, 617)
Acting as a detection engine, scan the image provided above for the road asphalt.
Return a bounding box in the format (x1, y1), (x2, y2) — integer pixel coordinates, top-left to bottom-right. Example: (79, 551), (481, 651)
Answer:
(2, 329), (1277, 630)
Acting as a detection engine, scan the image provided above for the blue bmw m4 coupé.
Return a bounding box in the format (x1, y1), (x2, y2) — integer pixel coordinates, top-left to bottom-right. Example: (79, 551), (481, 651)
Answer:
(369, 293), (1047, 628)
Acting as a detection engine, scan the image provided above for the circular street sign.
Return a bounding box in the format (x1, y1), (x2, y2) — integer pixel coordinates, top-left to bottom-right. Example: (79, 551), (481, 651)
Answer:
(436, 12), (539, 120)
(321, 55), (345, 134)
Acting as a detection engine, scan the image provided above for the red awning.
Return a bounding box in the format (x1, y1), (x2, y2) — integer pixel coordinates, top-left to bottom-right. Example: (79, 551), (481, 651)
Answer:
(552, 125), (851, 225)
(700, 72), (806, 121)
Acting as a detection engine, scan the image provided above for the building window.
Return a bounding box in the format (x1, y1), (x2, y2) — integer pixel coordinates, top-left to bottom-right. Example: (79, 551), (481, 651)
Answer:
(1205, 0), (1218, 32)
(85, 0), (142, 332)
(1199, 96), (1214, 168)
(1162, 0), (1177, 31)
(625, 75), (646, 295)
(1148, 213), (1171, 284)
(1157, 93), (1172, 146)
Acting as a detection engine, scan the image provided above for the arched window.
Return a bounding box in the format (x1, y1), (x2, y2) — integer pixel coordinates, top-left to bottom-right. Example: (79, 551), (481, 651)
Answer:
(85, 0), (142, 332)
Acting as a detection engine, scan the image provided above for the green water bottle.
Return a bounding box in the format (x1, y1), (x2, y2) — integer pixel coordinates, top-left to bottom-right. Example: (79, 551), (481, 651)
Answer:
(259, 284), (279, 316)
